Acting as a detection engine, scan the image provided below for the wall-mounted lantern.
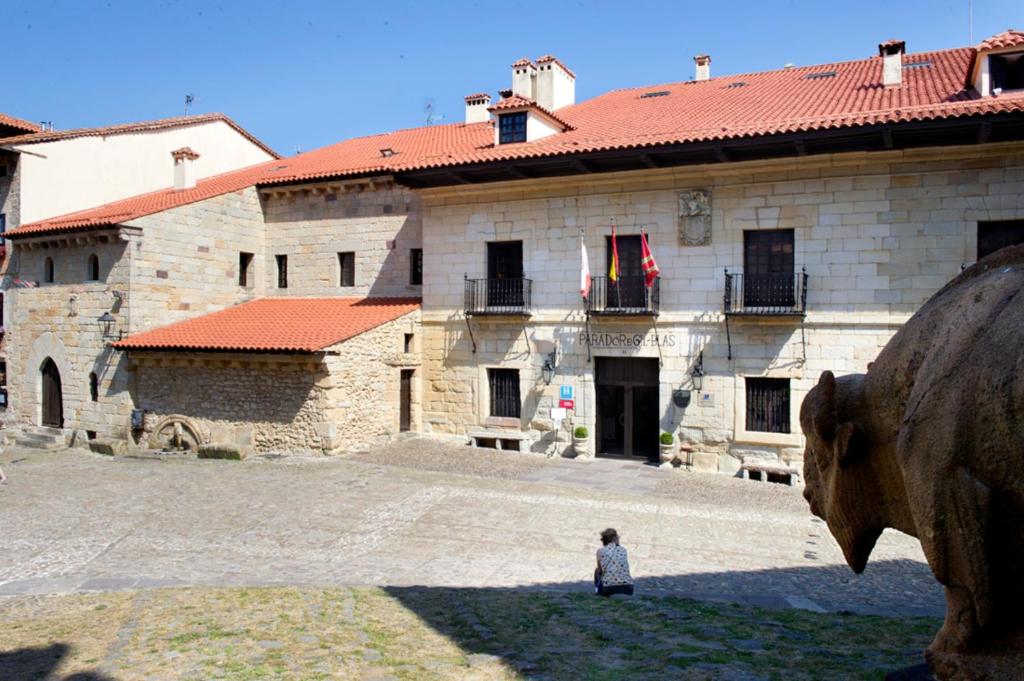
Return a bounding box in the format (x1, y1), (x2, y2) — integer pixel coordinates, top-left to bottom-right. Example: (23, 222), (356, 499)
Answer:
(542, 351), (557, 385)
(98, 311), (117, 339)
(690, 350), (705, 393)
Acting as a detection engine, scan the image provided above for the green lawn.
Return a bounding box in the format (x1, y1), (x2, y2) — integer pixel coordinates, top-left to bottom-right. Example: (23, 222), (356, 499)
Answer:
(0, 586), (937, 680)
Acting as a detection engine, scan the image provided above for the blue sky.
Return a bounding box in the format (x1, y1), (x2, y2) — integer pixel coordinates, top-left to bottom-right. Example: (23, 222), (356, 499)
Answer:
(6, 1), (1022, 156)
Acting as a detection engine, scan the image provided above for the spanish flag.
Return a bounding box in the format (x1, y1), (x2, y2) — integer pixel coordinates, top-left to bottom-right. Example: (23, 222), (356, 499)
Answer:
(609, 223), (620, 283)
(640, 229), (660, 288)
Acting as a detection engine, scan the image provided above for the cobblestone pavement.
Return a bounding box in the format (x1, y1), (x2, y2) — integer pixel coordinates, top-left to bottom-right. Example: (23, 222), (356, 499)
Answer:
(0, 439), (944, 618)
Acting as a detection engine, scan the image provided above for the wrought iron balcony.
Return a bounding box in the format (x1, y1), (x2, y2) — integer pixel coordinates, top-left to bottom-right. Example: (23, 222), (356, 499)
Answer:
(586, 276), (660, 316)
(464, 277), (532, 316)
(724, 268), (808, 316)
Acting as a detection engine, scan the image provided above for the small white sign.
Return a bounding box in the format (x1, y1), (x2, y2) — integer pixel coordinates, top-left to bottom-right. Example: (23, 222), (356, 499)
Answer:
(700, 392), (714, 406)
(550, 407), (567, 421)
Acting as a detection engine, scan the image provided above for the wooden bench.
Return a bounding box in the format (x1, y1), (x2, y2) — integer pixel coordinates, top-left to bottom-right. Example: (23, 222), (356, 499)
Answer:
(740, 461), (800, 486)
(468, 430), (526, 452)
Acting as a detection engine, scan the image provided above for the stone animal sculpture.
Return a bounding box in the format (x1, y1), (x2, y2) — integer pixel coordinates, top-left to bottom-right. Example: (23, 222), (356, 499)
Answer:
(800, 245), (1024, 680)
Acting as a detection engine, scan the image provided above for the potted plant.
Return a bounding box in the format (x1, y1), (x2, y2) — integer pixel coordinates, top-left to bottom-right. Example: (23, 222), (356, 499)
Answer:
(659, 431), (676, 466)
(572, 425), (591, 459)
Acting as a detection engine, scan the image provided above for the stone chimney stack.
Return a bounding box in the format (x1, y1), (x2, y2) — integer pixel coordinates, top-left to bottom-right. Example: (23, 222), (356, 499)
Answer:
(879, 39), (905, 87)
(464, 93), (492, 124)
(171, 147), (200, 191)
(511, 58), (537, 100)
(535, 55), (576, 110)
(694, 54), (711, 81)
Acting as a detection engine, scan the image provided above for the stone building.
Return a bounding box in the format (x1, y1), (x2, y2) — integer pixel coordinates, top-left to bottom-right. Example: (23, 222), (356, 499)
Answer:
(4, 31), (1024, 469)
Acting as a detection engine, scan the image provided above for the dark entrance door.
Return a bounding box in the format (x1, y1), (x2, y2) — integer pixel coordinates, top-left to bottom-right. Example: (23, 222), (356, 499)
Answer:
(595, 357), (659, 461)
(399, 370), (413, 432)
(605, 235), (647, 309)
(744, 229), (795, 308)
(40, 358), (63, 428)
(487, 241), (524, 308)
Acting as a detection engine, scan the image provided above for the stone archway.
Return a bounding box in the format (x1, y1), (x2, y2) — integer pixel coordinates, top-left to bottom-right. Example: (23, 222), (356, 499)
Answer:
(40, 358), (64, 428)
(26, 332), (74, 429)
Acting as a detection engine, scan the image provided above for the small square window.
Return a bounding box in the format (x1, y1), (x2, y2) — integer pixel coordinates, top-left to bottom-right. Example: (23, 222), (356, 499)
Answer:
(410, 248), (423, 285)
(239, 252), (254, 287)
(276, 254), (288, 288)
(498, 112), (527, 144)
(338, 252), (355, 287)
(745, 377), (790, 433)
(488, 368), (521, 418)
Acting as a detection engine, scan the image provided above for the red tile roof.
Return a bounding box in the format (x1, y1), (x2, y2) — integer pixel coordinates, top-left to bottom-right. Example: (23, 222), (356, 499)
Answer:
(113, 297), (420, 353)
(1, 113), (277, 158)
(9, 36), (1024, 235)
(5, 159), (284, 238)
(488, 95), (572, 129)
(0, 112), (41, 135)
(978, 29), (1024, 51)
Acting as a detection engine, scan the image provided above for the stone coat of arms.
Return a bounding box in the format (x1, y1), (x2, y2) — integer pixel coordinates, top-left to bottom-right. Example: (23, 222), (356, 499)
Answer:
(678, 189), (712, 246)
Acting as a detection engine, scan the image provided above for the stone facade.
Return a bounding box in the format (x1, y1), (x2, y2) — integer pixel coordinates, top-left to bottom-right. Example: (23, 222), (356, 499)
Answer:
(418, 143), (1024, 470)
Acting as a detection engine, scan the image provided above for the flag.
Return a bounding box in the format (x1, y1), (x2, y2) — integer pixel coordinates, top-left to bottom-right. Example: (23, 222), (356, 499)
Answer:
(608, 223), (620, 283)
(640, 229), (660, 288)
(580, 231), (592, 300)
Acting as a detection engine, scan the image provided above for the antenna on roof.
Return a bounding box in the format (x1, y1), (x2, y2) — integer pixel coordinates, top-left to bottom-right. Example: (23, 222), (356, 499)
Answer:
(424, 97), (445, 126)
(184, 94), (196, 115)
(968, 0), (973, 43)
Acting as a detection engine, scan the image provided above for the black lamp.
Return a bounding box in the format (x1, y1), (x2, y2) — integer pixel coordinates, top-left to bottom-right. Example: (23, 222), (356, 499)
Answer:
(98, 311), (116, 339)
(690, 351), (704, 392)
(542, 351), (557, 385)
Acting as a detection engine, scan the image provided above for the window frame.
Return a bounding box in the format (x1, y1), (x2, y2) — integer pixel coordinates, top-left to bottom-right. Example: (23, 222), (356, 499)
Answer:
(744, 377), (791, 434)
(44, 256), (54, 283)
(498, 112), (528, 144)
(409, 248), (423, 286)
(87, 253), (100, 282)
(275, 254), (288, 289)
(488, 368), (521, 419)
(990, 52), (1024, 92)
(338, 251), (355, 287)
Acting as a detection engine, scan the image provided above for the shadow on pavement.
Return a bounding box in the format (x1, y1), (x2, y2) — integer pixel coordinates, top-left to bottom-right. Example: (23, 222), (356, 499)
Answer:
(382, 560), (943, 680)
(0, 642), (115, 681)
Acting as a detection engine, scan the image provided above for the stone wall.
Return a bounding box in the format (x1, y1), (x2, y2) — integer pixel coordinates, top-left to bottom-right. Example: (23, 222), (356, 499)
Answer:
(262, 184), (422, 298)
(418, 143), (1024, 470)
(0, 150), (21, 233)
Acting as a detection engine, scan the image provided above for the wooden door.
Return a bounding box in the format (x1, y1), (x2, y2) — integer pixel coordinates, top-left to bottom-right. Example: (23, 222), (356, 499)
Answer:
(486, 241), (524, 307)
(399, 370), (413, 432)
(41, 358), (63, 428)
(743, 229), (795, 307)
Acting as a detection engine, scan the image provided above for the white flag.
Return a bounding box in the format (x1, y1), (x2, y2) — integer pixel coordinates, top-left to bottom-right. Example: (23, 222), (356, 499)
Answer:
(580, 233), (592, 300)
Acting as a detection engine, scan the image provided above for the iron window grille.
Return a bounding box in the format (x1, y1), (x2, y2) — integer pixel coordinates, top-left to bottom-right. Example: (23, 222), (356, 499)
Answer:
(498, 112), (527, 144)
(745, 377), (790, 434)
(338, 252), (355, 287)
(488, 368), (521, 418)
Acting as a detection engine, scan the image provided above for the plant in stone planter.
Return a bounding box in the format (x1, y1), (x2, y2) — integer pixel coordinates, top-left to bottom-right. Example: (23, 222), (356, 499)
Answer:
(572, 425), (591, 459)
(659, 431), (677, 467)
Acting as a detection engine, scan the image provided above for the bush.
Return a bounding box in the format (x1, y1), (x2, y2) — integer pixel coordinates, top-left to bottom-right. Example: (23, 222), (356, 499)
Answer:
(660, 432), (674, 445)
(573, 426), (588, 439)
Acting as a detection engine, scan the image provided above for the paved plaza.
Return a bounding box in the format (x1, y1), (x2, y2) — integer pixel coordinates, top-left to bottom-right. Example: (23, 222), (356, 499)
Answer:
(0, 438), (943, 618)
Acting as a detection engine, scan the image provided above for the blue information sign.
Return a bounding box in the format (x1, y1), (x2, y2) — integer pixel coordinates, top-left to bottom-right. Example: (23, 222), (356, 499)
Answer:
(559, 385), (574, 401)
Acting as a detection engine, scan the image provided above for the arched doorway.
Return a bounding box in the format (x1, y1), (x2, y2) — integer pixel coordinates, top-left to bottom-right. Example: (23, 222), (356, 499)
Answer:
(40, 358), (63, 428)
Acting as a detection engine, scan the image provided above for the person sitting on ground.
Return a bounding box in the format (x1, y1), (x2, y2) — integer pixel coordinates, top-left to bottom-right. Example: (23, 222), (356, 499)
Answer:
(594, 528), (634, 597)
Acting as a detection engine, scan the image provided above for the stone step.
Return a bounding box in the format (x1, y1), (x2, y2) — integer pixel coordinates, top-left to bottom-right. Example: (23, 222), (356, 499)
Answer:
(15, 438), (64, 450)
(14, 429), (66, 449)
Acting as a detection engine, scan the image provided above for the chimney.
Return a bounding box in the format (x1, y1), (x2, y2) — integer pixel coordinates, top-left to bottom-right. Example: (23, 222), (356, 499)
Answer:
(535, 55), (576, 110)
(511, 58), (537, 100)
(879, 39), (905, 86)
(464, 93), (492, 124)
(171, 147), (200, 190)
(694, 54), (711, 81)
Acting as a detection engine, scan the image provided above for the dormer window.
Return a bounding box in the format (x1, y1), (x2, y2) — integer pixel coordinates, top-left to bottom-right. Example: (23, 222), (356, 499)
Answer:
(991, 52), (1024, 92)
(498, 112), (528, 144)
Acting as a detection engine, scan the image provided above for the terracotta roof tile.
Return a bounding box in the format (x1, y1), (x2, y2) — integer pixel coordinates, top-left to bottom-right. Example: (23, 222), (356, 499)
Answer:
(511, 57), (535, 68)
(487, 95), (572, 129)
(536, 55), (576, 78)
(112, 297), (420, 353)
(464, 93), (491, 102)
(0, 112), (41, 135)
(978, 29), (1024, 51)
(1, 113), (277, 158)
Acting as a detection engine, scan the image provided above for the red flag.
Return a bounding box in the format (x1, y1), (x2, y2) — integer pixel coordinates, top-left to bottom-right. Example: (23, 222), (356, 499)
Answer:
(609, 223), (620, 283)
(640, 230), (660, 288)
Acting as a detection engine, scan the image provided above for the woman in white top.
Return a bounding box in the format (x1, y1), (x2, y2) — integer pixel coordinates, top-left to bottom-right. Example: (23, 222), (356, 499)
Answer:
(594, 528), (634, 597)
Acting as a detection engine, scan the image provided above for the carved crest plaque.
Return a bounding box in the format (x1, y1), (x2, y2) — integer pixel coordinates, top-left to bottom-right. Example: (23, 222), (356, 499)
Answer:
(678, 189), (712, 246)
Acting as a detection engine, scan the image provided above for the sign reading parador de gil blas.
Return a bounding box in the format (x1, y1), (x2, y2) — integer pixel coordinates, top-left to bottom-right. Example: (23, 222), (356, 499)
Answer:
(579, 331), (677, 348)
